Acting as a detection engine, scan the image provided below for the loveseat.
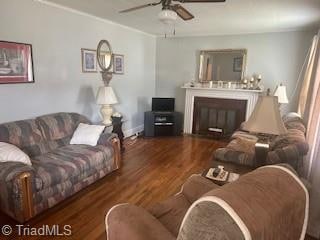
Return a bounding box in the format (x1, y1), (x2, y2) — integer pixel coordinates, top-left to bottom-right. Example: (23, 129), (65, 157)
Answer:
(0, 112), (121, 223)
(214, 113), (309, 170)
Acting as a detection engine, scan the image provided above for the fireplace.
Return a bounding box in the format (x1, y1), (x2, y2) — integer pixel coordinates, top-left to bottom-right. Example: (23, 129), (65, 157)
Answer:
(192, 97), (247, 137)
(182, 86), (262, 135)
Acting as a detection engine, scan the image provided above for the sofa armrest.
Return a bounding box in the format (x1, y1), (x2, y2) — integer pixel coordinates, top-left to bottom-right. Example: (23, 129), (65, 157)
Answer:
(97, 132), (121, 170)
(111, 138), (121, 169)
(106, 204), (175, 240)
(214, 148), (255, 167)
(97, 132), (118, 146)
(0, 162), (35, 222)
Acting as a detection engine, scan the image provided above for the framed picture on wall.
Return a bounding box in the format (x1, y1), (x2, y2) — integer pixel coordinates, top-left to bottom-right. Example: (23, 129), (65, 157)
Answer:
(113, 54), (124, 74)
(0, 41), (34, 84)
(81, 48), (97, 72)
(233, 57), (243, 72)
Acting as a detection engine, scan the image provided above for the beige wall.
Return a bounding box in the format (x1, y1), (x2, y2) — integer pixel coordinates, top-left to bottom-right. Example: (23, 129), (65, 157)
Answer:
(0, 0), (156, 136)
(156, 31), (315, 114)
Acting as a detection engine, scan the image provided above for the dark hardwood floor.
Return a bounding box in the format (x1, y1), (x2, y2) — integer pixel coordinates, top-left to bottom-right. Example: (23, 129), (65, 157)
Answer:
(0, 136), (316, 240)
(0, 136), (226, 240)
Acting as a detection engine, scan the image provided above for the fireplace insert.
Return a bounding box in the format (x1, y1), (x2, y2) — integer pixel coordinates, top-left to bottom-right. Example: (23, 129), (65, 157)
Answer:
(193, 97), (247, 138)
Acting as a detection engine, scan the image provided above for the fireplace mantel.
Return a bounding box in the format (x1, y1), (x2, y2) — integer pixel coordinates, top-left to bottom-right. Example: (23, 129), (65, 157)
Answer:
(182, 86), (263, 134)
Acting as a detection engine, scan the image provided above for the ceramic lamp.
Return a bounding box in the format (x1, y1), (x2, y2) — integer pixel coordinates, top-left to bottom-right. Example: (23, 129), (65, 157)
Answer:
(274, 84), (289, 104)
(96, 86), (118, 125)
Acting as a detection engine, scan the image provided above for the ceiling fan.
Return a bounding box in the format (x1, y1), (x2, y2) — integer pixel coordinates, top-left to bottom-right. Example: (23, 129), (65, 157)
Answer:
(119, 0), (226, 21)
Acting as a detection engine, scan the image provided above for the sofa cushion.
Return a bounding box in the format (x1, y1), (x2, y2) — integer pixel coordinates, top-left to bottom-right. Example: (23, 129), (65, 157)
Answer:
(70, 123), (105, 146)
(32, 144), (114, 190)
(149, 194), (191, 237)
(214, 147), (255, 166)
(0, 142), (32, 165)
(0, 119), (50, 157)
(228, 137), (257, 155)
(36, 112), (90, 144)
(33, 165), (114, 210)
(181, 175), (219, 203)
(271, 129), (307, 151)
(107, 204), (175, 240)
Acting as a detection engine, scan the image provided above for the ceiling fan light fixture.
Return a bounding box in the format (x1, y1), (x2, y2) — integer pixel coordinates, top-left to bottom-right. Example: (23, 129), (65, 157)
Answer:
(158, 9), (177, 24)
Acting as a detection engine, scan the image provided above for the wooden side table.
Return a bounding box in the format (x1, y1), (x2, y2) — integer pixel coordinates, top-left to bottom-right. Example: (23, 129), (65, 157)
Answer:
(202, 160), (254, 185)
(211, 160), (254, 176)
(111, 116), (125, 153)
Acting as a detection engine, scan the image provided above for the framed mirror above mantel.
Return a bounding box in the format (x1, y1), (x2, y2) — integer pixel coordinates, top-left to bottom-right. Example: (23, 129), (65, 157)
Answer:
(198, 49), (247, 83)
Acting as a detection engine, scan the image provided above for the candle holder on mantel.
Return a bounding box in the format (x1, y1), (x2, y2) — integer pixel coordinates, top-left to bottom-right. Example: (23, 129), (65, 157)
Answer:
(242, 79), (248, 89)
(254, 74), (263, 90)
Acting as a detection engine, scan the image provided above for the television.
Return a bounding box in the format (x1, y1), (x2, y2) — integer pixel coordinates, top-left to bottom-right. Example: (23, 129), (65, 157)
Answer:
(152, 98), (175, 112)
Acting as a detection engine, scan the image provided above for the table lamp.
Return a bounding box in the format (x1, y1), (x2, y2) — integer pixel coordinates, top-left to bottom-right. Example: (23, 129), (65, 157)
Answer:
(274, 83), (289, 104)
(242, 90), (287, 166)
(96, 86), (118, 125)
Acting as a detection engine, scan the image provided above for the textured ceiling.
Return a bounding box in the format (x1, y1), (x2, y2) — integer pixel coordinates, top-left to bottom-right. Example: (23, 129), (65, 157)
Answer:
(46, 0), (320, 36)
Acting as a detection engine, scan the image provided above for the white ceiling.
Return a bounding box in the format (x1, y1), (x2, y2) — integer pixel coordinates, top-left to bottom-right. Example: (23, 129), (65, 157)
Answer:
(46, 0), (320, 36)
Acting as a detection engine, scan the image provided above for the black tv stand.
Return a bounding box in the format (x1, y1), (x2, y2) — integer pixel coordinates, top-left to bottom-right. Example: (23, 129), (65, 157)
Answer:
(144, 111), (182, 137)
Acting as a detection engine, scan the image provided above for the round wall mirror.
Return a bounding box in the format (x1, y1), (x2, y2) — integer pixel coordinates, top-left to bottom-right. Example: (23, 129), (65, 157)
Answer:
(97, 40), (113, 71)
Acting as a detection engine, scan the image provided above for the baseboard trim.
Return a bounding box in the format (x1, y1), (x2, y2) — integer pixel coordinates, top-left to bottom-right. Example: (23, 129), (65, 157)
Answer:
(123, 125), (144, 138)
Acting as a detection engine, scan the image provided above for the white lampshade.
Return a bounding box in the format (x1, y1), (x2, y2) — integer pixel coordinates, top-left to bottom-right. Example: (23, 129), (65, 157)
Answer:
(96, 86), (118, 105)
(274, 84), (289, 104)
(242, 95), (287, 135)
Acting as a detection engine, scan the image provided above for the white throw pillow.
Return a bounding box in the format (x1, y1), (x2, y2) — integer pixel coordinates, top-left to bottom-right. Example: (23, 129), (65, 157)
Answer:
(70, 123), (105, 146)
(0, 142), (32, 166)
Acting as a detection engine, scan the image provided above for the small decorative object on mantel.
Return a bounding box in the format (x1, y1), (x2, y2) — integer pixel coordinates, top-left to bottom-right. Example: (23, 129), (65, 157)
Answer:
(0, 41), (34, 84)
(242, 78), (248, 89)
(254, 74), (263, 90)
(249, 77), (255, 89)
(113, 54), (124, 74)
(81, 48), (97, 73)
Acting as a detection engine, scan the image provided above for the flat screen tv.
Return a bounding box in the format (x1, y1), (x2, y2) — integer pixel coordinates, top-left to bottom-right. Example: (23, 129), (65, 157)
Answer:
(152, 98), (175, 112)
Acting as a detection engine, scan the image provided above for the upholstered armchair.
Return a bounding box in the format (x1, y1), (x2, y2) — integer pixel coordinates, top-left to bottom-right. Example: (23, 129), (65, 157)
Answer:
(106, 165), (308, 240)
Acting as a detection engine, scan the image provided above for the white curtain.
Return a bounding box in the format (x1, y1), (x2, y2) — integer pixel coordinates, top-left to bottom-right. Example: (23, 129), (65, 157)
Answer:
(298, 30), (320, 238)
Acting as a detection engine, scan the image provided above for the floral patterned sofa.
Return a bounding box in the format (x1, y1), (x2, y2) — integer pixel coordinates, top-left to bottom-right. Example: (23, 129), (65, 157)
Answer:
(0, 112), (121, 223)
(214, 113), (309, 170)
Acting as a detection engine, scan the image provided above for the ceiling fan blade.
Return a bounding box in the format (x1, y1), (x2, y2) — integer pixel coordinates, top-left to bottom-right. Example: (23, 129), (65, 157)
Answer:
(172, 4), (194, 21)
(173, 0), (225, 3)
(119, 2), (161, 13)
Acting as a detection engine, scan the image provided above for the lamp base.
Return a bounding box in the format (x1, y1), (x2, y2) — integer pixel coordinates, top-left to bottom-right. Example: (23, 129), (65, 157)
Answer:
(100, 104), (113, 125)
(255, 140), (270, 167)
